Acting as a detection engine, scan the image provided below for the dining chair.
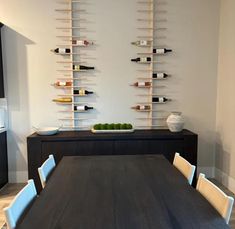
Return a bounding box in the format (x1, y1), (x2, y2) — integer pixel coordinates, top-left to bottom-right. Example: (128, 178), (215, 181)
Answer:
(196, 173), (234, 224)
(3, 180), (37, 229)
(173, 152), (196, 185)
(38, 154), (56, 189)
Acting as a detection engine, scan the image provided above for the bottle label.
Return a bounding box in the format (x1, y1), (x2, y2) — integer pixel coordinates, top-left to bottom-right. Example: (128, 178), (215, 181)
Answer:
(140, 105), (145, 110)
(59, 48), (66, 54)
(141, 57), (148, 62)
(59, 82), (66, 86)
(159, 97), (164, 103)
(77, 40), (85, 46)
(74, 65), (80, 71)
(157, 73), (164, 79)
(79, 89), (85, 95)
(156, 49), (165, 54)
(140, 40), (147, 46)
(76, 106), (85, 111)
(138, 82), (145, 87)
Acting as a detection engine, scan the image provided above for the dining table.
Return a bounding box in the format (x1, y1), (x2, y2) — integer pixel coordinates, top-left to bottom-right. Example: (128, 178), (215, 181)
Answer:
(16, 155), (230, 229)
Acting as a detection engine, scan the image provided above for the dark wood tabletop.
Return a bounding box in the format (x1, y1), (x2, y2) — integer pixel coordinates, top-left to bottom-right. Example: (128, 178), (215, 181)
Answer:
(17, 155), (230, 229)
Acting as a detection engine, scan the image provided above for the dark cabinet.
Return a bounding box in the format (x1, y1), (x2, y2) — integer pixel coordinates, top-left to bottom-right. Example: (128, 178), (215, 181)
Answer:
(0, 23), (4, 98)
(0, 131), (8, 188)
(27, 129), (198, 192)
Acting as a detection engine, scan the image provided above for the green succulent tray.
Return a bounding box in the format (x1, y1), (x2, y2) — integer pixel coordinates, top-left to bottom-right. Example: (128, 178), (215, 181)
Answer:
(91, 128), (134, 133)
(91, 123), (134, 133)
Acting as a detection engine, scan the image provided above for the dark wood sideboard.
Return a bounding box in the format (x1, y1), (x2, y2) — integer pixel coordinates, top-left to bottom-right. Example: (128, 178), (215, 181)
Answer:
(0, 131), (8, 188)
(0, 23), (8, 189)
(0, 23), (5, 98)
(27, 129), (198, 192)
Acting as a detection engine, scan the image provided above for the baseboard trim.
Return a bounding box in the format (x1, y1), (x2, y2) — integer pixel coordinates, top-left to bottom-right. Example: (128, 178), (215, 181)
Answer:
(197, 166), (215, 178)
(8, 171), (28, 183)
(214, 168), (235, 193)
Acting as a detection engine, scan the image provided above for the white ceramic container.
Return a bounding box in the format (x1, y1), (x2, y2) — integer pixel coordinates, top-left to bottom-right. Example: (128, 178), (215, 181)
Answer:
(166, 112), (184, 132)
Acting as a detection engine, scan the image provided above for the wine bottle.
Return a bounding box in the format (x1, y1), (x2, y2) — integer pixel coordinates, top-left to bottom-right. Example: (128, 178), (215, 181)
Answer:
(53, 97), (72, 103)
(72, 40), (93, 46)
(131, 57), (151, 63)
(133, 82), (151, 87)
(152, 97), (169, 103)
(73, 65), (95, 70)
(152, 73), (168, 79)
(131, 40), (151, 47)
(74, 105), (93, 111)
(153, 48), (172, 54)
(54, 81), (72, 87)
(74, 89), (93, 95)
(51, 48), (71, 54)
(131, 105), (151, 111)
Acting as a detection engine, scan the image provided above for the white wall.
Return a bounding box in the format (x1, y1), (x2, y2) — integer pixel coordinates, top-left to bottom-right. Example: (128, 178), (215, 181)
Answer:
(215, 0), (235, 193)
(0, 0), (220, 182)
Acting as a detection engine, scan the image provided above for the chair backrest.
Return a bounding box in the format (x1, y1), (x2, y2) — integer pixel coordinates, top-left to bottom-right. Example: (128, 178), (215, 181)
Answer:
(173, 152), (196, 185)
(38, 154), (56, 188)
(3, 180), (37, 229)
(196, 173), (234, 224)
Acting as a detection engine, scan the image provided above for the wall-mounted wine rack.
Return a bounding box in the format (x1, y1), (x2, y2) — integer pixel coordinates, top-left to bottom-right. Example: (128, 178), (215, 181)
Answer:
(52, 0), (95, 130)
(131, 0), (171, 129)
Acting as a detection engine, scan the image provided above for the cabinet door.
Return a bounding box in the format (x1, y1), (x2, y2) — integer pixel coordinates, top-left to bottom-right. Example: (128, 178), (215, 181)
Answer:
(114, 140), (149, 155)
(147, 139), (184, 163)
(0, 132), (8, 188)
(41, 140), (114, 163)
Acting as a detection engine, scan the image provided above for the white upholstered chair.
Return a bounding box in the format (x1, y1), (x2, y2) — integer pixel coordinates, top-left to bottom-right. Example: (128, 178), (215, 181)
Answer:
(173, 152), (196, 185)
(3, 180), (37, 229)
(38, 154), (56, 189)
(196, 173), (234, 224)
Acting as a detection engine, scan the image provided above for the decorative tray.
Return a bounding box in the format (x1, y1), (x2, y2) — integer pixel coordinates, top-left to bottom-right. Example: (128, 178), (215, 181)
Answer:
(91, 128), (134, 134)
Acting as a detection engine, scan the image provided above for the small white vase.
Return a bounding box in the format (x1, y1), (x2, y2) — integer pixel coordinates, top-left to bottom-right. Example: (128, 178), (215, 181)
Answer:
(166, 112), (184, 132)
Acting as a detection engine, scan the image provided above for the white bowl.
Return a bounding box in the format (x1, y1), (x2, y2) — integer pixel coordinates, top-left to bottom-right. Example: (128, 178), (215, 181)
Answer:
(35, 127), (59, 136)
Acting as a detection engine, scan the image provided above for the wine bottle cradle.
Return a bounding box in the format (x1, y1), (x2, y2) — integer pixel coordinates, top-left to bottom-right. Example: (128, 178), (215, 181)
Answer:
(57, 61), (86, 63)
(56, 77), (90, 80)
(56, 27), (86, 29)
(137, 1), (154, 3)
(137, 27), (167, 30)
(133, 109), (152, 112)
(56, 44), (91, 47)
(137, 101), (171, 104)
(137, 117), (166, 120)
(56, 18), (86, 21)
(59, 118), (94, 121)
(59, 110), (90, 113)
(137, 68), (165, 72)
(137, 36), (166, 39)
(130, 85), (165, 88)
(137, 19), (167, 22)
(134, 61), (164, 64)
(56, 77), (91, 80)
(58, 94), (90, 97)
(54, 53), (84, 55)
(57, 0), (81, 3)
(137, 94), (167, 96)
(54, 102), (90, 105)
(57, 70), (88, 72)
(53, 85), (89, 88)
(137, 77), (168, 80)
(55, 9), (86, 12)
(137, 10), (167, 13)
(137, 52), (171, 55)
(56, 36), (86, 38)
(137, 1), (167, 4)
